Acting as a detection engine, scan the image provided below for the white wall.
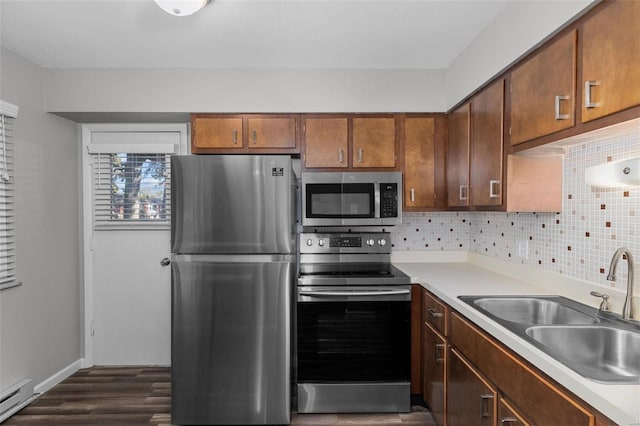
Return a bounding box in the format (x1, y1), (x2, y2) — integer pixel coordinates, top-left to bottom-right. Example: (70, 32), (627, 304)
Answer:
(44, 68), (447, 117)
(0, 47), (81, 392)
(446, 0), (594, 109)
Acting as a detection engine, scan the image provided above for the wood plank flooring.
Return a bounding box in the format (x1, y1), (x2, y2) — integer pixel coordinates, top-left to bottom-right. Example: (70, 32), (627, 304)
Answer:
(5, 367), (436, 425)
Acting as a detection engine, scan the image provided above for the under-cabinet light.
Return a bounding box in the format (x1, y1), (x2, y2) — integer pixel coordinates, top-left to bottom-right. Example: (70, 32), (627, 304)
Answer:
(153, 0), (209, 16)
(585, 157), (640, 188)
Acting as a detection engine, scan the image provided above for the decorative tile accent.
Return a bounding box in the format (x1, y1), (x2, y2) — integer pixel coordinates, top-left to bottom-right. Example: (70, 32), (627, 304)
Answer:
(392, 126), (640, 291)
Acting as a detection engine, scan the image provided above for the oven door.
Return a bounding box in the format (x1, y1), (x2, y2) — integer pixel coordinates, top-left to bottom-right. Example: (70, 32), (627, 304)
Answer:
(297, 286), (411, 382)
(296, 286), (411, 412)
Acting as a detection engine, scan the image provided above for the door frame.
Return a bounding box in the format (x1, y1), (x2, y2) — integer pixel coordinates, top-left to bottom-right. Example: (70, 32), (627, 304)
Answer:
(81, 123), (188, 367)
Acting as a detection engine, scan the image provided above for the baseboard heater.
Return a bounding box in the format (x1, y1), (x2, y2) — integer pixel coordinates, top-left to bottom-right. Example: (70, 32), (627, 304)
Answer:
(0, 379), (36, 423)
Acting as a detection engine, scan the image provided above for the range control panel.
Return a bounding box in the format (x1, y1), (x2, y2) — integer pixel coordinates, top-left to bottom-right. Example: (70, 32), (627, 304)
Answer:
(300, 232), (391, 254)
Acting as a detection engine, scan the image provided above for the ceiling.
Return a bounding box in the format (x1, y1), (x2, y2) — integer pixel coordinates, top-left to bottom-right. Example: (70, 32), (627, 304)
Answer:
(0, 0), (511, 70)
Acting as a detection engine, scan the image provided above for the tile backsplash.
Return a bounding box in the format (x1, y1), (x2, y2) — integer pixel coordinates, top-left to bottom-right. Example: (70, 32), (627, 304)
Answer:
(391, 125), (640, 292)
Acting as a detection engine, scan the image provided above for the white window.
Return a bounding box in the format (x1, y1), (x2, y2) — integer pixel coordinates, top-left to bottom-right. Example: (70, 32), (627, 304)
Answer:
(91, 152), (172, 229)
(0, 101), (19, 291)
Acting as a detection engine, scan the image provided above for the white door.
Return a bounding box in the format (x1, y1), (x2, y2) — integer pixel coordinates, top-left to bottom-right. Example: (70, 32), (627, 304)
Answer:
(82, 124), (187, 366)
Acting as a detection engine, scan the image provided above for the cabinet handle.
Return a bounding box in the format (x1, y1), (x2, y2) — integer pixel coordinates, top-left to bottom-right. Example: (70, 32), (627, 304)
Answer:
(459, 184), (468, 201)
(554, 95), (570, 120)
(480, 394), (494, 418)
(584, 81), (600, 109)
(338, 148), (344, 163)
(251, 129), (257, 144)
(435, 343), (445, 363)
(410, 188), (415, 202)
(489, 180), (501, 198)
(232, 129), (238, 144)
(427, 308), (443, 318)
(357, 148), (363, 163)
(501, 418), (519, 424)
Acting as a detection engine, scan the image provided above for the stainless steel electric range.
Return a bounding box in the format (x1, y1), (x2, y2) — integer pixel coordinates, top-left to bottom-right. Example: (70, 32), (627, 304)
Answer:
(296, 232), (411, 414)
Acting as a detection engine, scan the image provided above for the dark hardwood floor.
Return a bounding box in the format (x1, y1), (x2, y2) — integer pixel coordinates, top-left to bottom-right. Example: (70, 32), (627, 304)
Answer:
(5, 367), (436, 425)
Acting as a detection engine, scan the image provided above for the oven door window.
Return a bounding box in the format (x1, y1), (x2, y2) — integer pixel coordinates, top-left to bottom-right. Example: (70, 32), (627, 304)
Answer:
(306, 183), (375, 218)
(297, 300), (410, 382)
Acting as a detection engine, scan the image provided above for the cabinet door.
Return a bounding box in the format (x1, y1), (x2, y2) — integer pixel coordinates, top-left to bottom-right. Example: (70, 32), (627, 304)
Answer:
(498, 397), (531, 426)
(423, 322), (446, 426)
(352, 117), (396, 168)
(303, 117), (348, 168)
(447, 348), (497, 426)
(582, 1), (640, 122)
(192, 117), (243, 149)
(511, 30), (576, 145)
(470, 80), (504, 207)
(447, 103), (470, 207)
(247, 117), (297, 149)
(404, 117), (435, 209)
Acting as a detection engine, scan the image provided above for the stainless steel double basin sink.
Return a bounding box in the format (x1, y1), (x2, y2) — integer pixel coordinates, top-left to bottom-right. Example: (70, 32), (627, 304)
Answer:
(458, 295), (640, 384)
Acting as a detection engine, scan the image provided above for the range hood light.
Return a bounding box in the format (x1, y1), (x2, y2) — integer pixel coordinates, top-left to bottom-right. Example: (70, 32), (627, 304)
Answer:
(153, 0), (209, 16)
(585, 157), (640, 188)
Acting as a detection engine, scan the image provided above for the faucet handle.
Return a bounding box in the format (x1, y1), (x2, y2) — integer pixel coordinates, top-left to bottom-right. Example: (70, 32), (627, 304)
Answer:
(590, 291), (610, 312)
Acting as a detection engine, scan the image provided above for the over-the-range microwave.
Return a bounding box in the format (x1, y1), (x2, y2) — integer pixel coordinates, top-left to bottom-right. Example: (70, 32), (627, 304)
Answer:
(301, 171), (402, 227)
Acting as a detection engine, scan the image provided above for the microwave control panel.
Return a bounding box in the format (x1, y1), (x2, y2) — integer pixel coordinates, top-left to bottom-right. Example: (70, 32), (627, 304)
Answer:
(380, 183), (398, 218)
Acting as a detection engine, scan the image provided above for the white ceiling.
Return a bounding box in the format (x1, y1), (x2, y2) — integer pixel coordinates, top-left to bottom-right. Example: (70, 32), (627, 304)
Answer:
(0, 0), (512, 70)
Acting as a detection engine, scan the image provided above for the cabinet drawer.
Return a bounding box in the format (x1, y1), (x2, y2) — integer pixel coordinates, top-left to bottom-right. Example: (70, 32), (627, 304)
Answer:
(422, 290), (448, 335)
(449, 311), (594, 426)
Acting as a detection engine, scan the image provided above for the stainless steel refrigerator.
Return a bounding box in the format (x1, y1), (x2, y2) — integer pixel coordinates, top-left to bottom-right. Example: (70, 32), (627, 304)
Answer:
(170, 155), (294, 425)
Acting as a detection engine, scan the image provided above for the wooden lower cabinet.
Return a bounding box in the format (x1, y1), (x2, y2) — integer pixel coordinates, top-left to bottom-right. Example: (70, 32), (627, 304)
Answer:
(423, 321), (446, 426)
(418, 289), (615, 426)
(499, 397), (531, 426)
(447, 347), (497, 426)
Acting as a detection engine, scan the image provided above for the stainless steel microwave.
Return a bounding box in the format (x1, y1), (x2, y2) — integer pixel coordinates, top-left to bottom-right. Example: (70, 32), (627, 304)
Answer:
(301, 172), (402, 227)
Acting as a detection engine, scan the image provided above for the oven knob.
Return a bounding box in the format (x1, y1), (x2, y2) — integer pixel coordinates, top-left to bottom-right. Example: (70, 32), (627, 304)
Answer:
(306, 239), (313, 247)
(378, 238), (387, 246)
(318, 239), (325, 247)
(366, 238), (375, 246)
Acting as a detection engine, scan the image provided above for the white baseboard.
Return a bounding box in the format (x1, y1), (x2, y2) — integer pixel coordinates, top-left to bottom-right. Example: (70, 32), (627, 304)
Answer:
(34, 358), (83, 395)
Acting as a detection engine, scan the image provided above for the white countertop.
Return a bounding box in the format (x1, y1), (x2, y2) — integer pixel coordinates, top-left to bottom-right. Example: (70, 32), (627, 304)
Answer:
(392, 251), (640, 426)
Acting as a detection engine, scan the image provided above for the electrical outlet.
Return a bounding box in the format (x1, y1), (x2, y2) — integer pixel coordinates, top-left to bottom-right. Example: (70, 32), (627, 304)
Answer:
(516, 239), (529, 259)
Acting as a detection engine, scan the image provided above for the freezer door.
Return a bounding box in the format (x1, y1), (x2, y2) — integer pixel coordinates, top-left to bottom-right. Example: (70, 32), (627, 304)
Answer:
(171, 155), (294, 254)
(171, 256), (292, 425)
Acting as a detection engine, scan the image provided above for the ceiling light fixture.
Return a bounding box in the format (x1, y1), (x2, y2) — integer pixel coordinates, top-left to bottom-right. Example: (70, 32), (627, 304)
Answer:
(153, 0), (210, 17)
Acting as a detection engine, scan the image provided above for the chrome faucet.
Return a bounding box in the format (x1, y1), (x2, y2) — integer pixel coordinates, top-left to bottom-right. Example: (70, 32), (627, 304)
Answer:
(606, 247), (635, 320)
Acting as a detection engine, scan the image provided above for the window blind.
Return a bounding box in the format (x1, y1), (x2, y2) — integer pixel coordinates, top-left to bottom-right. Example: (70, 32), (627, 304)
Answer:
(0, 114), (17, 290)
(91, 152), (171, 230)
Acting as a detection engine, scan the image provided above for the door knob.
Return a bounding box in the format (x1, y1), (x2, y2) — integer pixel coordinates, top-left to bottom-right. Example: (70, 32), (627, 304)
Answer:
(160, 257), (171, 266)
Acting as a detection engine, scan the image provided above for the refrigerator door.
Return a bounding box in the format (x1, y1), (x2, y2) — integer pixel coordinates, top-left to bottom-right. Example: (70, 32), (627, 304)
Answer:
(171, 254), (292, 425)
(171, 155), (294, 255)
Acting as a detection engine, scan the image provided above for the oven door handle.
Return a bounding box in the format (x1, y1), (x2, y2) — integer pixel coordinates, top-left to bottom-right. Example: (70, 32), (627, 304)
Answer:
(299, 289), (410, 297)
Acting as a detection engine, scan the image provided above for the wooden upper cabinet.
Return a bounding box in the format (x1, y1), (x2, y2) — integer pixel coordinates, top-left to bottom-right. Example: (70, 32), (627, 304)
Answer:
(191, 114), (299, 153)
(192, 116), (243, 149)
(447, 103), (471, 208)
(470, 80), (504, 207)
(303, 117), (349, 168)
(581, 0), (640, 123)
(404, 117), (435, 209)
(510, 30), (577, 145)
(247, 117), (297, 149)
(352, 117), (396, 168)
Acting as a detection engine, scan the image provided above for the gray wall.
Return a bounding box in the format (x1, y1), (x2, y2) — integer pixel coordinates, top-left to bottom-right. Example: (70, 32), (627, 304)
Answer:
(0, 47), (81, 391)
(41, 1), (594, 117)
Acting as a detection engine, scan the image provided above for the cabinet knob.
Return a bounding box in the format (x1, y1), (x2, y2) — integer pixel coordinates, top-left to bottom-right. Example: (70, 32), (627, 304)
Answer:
(232, 129), (238, 144)
(338, 148), (344, 163)
(459, 184), (468, 201)
(251, 129), (257, 144)
(357, 148), (363, 163)
(554, 95), (570, 120)
(410, 188), (415, 203)
(489, 180), (501, 198)
(584, 80), (600, 109)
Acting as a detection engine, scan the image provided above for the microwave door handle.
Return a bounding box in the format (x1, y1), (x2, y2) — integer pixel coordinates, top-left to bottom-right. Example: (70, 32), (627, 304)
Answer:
(374, 183), (381, 218)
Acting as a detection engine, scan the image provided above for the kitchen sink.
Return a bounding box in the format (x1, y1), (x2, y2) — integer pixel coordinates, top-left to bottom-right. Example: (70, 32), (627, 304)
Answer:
(459, 295), (640, 384)
(471, 297), (598, 325)
(526, 326), (640, 383)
